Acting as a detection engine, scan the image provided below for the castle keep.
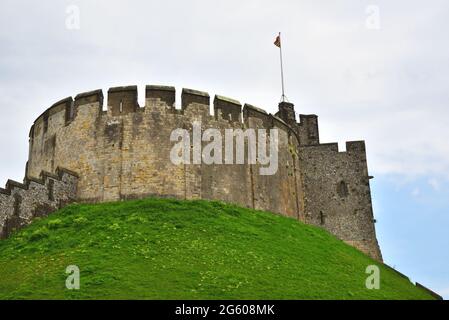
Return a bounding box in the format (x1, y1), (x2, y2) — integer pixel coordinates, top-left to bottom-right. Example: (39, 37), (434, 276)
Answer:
(0, 85), (382, 261)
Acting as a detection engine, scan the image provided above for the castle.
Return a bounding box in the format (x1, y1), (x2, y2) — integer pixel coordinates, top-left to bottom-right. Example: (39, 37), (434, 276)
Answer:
(0, 85), (382, 261)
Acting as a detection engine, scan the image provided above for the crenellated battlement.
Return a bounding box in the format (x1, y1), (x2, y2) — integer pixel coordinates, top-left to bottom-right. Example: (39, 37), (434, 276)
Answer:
(300, 140), (367, 156)
(74, 89), (104, 118)
(29, 85), (309, 144)
(214, 95), (242, 123)
(14, 84), (383, 261)
(146, 85), (176, 109)
(108, 86), (139, 116)
(0, 167), (78, 196)
(32, 86), (271, 121)
(0, 167), (78, 239)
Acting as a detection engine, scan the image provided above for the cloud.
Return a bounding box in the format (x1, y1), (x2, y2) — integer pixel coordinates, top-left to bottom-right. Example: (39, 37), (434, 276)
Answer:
(0, 0), (449, 183)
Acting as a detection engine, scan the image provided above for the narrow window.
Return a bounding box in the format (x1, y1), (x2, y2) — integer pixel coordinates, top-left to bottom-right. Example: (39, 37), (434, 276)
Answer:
(43, 113), (49, 133)
(320, 211), (325, 225)
(48, 179), (55, 201)
(70, 101), (75, 119)
(119, 100), (123, 113)
(65, 102), (74, 123)
(66, 101), (75, 123)
(13, 194), (22, 216)
(337, 181), (349, 198)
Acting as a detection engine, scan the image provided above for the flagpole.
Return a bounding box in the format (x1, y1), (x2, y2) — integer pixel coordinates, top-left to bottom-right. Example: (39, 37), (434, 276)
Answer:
(278, 32), (286, 102)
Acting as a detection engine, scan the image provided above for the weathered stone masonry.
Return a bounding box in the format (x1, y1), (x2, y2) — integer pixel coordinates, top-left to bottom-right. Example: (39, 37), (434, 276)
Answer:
(0, 168), (78, 239)
(0, 85), (382, 261)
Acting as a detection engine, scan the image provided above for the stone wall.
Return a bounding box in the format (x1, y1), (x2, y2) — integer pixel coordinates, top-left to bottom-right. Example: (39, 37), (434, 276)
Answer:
(26, 86), (303, 219)
(299, 142), (382, 260)
(0, 168), (78, 239)
(22, 84), (381, 260)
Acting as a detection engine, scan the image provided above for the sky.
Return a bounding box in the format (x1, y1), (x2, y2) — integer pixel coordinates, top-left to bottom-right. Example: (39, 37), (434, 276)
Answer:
(0, 0), (448, 298)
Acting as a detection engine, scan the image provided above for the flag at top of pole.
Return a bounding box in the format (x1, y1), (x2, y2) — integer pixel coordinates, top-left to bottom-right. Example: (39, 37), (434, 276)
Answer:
(274, 34), (281, 48)
(274, 32), (287, 102)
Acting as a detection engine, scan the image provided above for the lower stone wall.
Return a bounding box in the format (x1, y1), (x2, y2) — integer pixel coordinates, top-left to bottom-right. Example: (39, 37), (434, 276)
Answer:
(299, 142), (382, 261)
(0, 168), (78, 239)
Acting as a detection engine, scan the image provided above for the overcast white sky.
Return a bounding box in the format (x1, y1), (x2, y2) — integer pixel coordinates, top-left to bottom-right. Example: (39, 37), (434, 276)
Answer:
(1, 0), (448, 298)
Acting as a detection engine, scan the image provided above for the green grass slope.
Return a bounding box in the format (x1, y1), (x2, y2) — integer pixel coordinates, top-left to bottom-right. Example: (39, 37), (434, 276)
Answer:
(0, 198), (434, 300)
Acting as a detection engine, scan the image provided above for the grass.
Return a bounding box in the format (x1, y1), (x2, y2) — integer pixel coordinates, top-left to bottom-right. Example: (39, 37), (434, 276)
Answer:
(0, 198), (435, 300)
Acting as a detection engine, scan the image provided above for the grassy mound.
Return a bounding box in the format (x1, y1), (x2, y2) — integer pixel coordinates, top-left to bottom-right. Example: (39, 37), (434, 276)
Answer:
(0, 198), (434, 299)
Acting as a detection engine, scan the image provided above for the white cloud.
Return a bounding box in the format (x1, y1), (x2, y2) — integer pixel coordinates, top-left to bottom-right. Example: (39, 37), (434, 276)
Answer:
(0, 0), (449, 184)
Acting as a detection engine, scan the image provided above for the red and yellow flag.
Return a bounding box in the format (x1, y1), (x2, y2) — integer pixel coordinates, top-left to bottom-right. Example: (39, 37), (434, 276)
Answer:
(274, 34), (281, 48)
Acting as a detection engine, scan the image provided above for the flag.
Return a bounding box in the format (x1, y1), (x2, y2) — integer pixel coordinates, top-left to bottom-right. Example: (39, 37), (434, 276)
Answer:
(274, 34), (281, 48)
